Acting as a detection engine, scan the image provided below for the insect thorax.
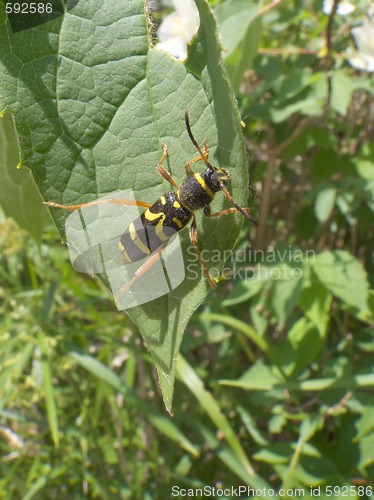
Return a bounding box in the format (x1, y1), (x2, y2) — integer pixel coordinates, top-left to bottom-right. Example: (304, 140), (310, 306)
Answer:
(178, 168), (230, 211)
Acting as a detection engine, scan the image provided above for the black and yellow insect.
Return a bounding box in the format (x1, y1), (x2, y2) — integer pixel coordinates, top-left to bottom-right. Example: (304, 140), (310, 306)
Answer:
(45, 112), (256, 293)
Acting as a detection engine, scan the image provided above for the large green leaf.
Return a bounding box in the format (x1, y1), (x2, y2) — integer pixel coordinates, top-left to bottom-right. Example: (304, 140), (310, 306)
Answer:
(312, 251), (370, 313)
(0, 0), (250, 410)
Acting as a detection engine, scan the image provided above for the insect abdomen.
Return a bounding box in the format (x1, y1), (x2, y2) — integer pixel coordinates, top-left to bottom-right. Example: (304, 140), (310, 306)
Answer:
(118, 192), (192, 263)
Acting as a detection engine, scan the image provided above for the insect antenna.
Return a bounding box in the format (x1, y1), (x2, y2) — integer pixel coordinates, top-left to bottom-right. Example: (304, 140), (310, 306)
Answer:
(185, 111), (214, 171)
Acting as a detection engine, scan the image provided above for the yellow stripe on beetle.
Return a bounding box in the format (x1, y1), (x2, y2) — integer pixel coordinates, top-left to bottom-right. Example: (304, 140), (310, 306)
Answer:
(129, 223), (151, 255)
(144, 209), (163, 222)
(119, 241), (132, 263)
(173, 217), (183, 228)
(194, 173), (214, 199)
(155, 218), (169, 241)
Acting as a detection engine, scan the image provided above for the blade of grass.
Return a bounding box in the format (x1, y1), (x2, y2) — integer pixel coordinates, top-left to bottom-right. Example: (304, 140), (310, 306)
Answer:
(176, 355), (270, 489)
(281, 436), (303, 490)
(37, 331), (59, 447)
(220, 373), (374, 391)
(70, 350), (199, 457)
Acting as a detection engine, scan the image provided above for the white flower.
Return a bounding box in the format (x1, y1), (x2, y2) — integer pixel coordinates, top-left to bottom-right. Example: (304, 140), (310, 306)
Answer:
(156, 0), (199, 60)
(323, 0), (356, 16)
(347, 17), (374, 72)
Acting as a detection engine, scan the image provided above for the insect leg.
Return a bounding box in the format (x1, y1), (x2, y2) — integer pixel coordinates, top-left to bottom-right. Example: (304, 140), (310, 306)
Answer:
(44, 199), (151, 210)
(189, 214), (216, 289)
(215, 183), (259, 225)
(115, 240), (170, 306)
(203, 205), (258, 225)
(184, 142), (210, 176)
(156, 143), (179, 189)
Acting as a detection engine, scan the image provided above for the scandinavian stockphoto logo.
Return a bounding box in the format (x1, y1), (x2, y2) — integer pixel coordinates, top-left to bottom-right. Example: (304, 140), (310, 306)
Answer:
(64, 190), (185, 310)
(5, 0), (79, 33)
(184, 244), (315, 283)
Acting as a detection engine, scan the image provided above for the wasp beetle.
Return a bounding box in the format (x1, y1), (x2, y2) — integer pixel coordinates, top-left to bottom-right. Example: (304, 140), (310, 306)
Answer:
(45, 112), (257, 297)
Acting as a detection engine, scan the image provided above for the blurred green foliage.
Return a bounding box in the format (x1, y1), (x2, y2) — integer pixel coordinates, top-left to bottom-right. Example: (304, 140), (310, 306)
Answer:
(1, 0), (374, 498)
